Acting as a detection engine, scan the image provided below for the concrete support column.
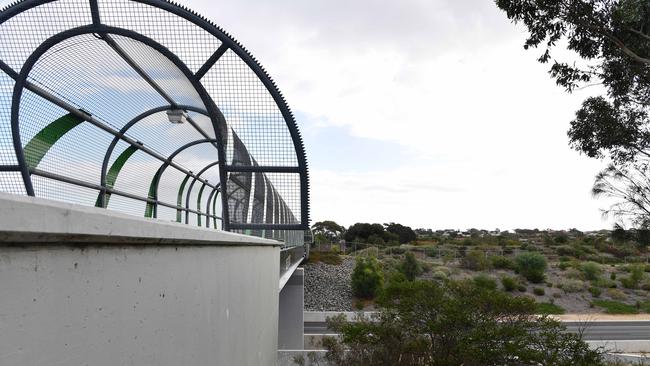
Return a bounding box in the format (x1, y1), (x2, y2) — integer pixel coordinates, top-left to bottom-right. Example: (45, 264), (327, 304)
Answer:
(278, 268), (304, 350)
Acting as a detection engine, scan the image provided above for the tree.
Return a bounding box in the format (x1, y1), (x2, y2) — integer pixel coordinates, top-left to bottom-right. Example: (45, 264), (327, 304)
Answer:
(592, 162), (650, 227)
(344, 223), (386, 242)
(311, 220), (346, 242)
(515, 252), (548, 283)
(400, 252), (422, 281)
(495, 0), (650, 226)
(351, 257), (384, 298)
(325, 279), (604, 366)
(385, 222), (417, 243)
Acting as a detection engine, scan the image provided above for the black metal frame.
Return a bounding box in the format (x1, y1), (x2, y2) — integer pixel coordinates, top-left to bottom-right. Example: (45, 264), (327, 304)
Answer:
(0, 0), (310, 236)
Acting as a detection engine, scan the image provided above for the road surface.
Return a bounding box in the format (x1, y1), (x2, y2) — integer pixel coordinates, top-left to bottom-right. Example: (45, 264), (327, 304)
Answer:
(305, 321), (650, 341)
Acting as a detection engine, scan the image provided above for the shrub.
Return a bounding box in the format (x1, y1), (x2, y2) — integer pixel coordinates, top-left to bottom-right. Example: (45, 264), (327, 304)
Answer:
(607, 288), (627, 300)
(581, 261), (602, 281)
(559, 279), (585, 293)
(389, 247), (406, 255)
(610, 272), (617, 280)
(533, 287), (545, 296)
(473, 274), (497, 291)
(621, 276), (636, 289)
(515, 253), (547, 283)
(400, 252), (422, 281)
(589, 286), (602, 297)
(630, 264), (645, 287)
(518, 284), (527, 292)
(490, 255), (514, 270)
(462, 249), (491, 271)
(501, 276), (517, 292)
(351, 257), (384, 299)
(558, 261), (571, 271)
(641, 280), (650, 291)
(592, 300), (638, 314)
(432, 271), (447, 281)
(535, 302), (566, 315)
(325, 279), (602, 366)
(594, 278), (617, 288)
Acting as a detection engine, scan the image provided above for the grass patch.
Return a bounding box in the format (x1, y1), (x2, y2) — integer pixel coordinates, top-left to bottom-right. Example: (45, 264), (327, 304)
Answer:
(591, 300), (639, 314)
(535, 302), (565, 315)
(307, 251), (343, 265)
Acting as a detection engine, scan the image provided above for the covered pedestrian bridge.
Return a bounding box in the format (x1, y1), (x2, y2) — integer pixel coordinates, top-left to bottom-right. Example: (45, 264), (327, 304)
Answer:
(0, 0), (310, 364)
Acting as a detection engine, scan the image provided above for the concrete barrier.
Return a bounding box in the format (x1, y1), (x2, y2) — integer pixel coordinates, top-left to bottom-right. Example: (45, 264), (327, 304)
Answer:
(0, 194), (282, 366)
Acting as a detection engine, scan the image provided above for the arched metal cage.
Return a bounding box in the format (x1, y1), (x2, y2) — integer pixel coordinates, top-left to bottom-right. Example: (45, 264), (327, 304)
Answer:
(0, 0), (309, 246)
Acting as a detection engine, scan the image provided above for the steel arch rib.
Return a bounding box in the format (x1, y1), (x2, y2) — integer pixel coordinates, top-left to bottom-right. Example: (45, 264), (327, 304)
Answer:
(145, 139), (219, 219)
(98, 104), (210, 208)
(184, 160), (220, 224)
(7, 23), (231, 228)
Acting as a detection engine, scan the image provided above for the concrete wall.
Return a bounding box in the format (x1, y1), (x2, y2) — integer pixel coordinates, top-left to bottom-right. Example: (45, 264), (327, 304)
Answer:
(0, 194), (281, 366)
(278, 268), (304, 350)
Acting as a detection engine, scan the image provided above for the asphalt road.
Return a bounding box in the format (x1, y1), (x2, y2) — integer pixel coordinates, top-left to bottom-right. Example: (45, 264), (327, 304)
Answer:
(305, 321), (650, 341)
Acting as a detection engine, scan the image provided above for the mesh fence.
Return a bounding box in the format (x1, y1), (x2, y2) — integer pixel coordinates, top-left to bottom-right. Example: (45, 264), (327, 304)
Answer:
(0, 0), (308, 245)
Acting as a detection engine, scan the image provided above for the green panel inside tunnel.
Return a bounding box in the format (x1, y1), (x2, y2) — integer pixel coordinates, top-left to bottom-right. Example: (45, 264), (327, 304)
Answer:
(95, 145), (138, 207)
(177, 175), (191, 222)
(145, 170), (161, 218)
(197, 183), (206, 226)
(23, 113), (84, 168)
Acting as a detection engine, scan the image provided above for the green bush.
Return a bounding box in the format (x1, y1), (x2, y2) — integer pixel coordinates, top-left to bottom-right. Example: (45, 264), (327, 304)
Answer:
(432, 271), (447, 281)
(607, 288), (627, 300)
(558, 261), (571, 271)
(610, 272), (617, 280)
(351, 257), (384, 299)
(535, 302), (566, 315)
(518, 284), (527, 292)
(589, 286), (602, 297)
(619, 265), (644, 289)
(559, 279), (585, 293)
(581, 261), (602, 281)
(400, 252), (422, 281)
(594, 278), (617, 288)
(620, 276), (636, 289)
(462, 249), (491, 271)
(490, 255), (514, 270)
(515, 253), (547, 283)
(473, 274), (497, 291)
(501, 276), (517, 292)
(592, 300), (638, 314)
(533, 287), (545, 296)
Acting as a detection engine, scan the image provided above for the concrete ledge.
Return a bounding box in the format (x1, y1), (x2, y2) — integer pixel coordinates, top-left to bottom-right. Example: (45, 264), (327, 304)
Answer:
(0, 193), (281, 246)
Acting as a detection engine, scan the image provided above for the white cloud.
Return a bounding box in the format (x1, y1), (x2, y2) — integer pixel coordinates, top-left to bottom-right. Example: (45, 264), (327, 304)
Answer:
(183, 0), (615, 230)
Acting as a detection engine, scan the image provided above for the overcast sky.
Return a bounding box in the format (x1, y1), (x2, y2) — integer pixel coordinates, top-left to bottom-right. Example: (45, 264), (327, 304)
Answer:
(182, 0), (615, 231)
(2, 0), (615, 231)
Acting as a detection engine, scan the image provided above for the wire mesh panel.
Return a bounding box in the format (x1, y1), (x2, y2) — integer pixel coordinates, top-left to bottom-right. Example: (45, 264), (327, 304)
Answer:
(0, 0), (309, 246)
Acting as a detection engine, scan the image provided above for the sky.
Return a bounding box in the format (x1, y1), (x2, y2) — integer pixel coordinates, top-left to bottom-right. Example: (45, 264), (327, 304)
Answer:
(180, 0), (615, 231)
(0, 0), (616, 231)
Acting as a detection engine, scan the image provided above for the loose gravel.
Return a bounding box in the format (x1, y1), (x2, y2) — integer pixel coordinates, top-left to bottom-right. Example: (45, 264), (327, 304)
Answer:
(303, 258), (355, 311)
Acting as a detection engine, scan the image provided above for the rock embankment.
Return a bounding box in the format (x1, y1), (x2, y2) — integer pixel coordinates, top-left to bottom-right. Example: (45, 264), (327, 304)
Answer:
(303, 258), (354, 311)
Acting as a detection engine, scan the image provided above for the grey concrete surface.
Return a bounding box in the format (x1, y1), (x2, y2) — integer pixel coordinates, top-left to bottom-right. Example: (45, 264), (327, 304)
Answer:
(279, 268), (304, 350)
(0, 195), (281, 366)
(0, 193), (280, 246)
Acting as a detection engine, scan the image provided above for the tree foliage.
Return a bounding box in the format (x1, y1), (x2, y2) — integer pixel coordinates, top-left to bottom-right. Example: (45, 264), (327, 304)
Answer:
(344, 222), (416, 244)
(400, 252), (422, 281)
(325, 279), (604, 366)
(495, 0), (650, 227)
(516, 252), (548, 283)
(385, 222), (417, 243)
(351, 257), (384, 298)
(592, 162), (650, 227)
(311, 220), (346, 242)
